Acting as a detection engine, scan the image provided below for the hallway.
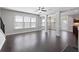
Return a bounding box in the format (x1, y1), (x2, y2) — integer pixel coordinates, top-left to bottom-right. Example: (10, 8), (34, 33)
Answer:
(1, 30), (77, 52)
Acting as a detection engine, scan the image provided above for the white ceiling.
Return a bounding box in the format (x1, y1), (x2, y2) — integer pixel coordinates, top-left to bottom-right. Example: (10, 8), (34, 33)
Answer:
(3, 7), (79, 19)
(4, 7), (77, 15)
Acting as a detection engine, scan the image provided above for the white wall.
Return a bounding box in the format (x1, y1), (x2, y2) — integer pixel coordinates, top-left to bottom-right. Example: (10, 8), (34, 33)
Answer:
(1, 9), (42, 35)
(0, 8), (1, 17)
(0, 8), (74, 36)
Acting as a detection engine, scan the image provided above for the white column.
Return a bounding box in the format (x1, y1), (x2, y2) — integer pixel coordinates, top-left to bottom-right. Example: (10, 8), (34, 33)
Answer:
(37, 15), (42, 29)
(45, 15), (48, 33)
(56, 11), (61, 37)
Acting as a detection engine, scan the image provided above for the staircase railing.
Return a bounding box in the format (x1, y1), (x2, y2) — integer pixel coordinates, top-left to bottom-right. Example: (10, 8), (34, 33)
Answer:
(0, 17), (5, 33)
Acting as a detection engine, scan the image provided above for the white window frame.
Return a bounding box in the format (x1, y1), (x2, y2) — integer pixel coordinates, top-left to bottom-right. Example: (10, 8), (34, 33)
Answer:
(30, 18), (36, 28)
(14, 16), (24, 29)
(14, 16), (37, 29)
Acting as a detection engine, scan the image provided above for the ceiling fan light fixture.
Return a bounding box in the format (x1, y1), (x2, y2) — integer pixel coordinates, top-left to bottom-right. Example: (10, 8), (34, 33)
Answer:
(35, 7), (47, 14)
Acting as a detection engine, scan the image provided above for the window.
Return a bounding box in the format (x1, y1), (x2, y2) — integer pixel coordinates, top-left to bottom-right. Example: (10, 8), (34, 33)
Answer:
(51, 17), (56, 29)
(14, 16), (36, 29)
(31, 18), (36, 27)
(61, 16), (68, 30)
(42, 19), (45, 26)
(24, 17), (30, 28)
(47, 16), (56, 29)
(15, 16), (23, 29)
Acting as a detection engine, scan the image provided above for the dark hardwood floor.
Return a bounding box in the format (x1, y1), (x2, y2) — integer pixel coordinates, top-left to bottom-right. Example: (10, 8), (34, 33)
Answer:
(1, 30), (78, 52)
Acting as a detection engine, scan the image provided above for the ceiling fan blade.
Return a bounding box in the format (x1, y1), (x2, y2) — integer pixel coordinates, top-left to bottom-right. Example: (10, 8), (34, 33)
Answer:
(41, 9), (47, 12)
(41, 7), (45, 9)
(34, 7), (47, 13)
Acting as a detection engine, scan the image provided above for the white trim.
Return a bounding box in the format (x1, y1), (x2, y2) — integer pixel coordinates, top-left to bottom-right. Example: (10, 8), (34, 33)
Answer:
(6, 28), (43, 36)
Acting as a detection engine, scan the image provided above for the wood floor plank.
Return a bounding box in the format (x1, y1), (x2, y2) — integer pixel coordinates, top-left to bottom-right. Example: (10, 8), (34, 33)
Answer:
(1, 30), (78, 52)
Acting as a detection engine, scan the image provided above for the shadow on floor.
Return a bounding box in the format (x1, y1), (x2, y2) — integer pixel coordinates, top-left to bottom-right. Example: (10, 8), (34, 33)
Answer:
(63, 46), (78, 52)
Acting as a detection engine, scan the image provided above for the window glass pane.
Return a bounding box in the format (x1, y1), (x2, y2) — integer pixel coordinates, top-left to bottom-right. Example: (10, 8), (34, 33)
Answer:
(31, 22), (36, 27)
(42, 19), (45, 26)
(42, 19), (45, 22)
(14, 16), (37, 29)
(51, 22), (56, 29)
(24, 17), (30, 22)
(24, 22), (30, 28)
(15, 16), (23, 22)
(63, 20), (67, 24)
(15, 22), (23, 29)
(51, 17), (56, 22)
(31, 18), (36, 22)
(61, 16), (68, 30)
(42, 22), (45, 26)
(15, 16), (23, 29)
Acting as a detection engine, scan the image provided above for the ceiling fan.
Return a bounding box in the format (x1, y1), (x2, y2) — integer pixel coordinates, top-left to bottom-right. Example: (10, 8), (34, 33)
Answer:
(35, 7), (47, 13)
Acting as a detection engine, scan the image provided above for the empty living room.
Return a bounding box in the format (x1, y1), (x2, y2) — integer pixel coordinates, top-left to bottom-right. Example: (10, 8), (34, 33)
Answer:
(0, 7), (79, 52)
